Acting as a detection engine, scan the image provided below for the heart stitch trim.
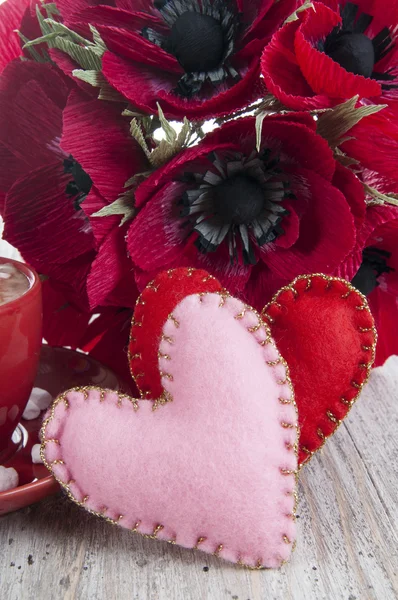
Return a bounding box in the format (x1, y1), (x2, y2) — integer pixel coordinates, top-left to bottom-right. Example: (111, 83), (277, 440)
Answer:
(40, 292), (299, 569)
(262, 273), (377, 466)
(128, 268), (223, 399)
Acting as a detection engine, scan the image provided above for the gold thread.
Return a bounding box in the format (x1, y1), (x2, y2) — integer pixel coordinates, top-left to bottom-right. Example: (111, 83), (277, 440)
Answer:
(326, 411), (340, 424)
(279, 397), (293, 405)
(248, 323), (261, 333)
(213, 544), (223, 557)
(162, 334), (174, 344)
(168, 314), (180, 328)
(41, 284), (300, 569)
(194, 537), (206, 549)
(131, 521), (141, 532)
(341, 291), (351, 299)
(82, 495), (89, 504)
(158, 352), (171, 360)
(351, 381), (361, 390)
(50, 459), (64, 466)
(160, 372), (174, 381)
(41, 438), (60, 445)
(267, 358), (282, 366)
(281, 422), (295, 429)
(130, 353), (142, 360)
(283, 535), (291, 545)
(262, 273), (377, 467)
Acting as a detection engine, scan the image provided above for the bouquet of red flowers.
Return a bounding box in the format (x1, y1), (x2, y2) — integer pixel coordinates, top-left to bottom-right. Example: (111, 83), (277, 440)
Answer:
(0, 0), (397, 383)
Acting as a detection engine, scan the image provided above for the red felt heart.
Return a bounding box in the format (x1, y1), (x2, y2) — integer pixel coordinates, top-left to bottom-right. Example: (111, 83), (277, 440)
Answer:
(129, 269), (376, 466)
(262, 274), (376, 465)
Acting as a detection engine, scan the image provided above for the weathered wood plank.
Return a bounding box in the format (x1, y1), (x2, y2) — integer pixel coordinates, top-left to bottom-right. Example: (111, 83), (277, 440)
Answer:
(1, 359), (398, 600)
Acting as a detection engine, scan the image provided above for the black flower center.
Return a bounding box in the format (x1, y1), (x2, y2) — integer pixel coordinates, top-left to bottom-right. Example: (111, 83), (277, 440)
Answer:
(179, 151), (293, 265)
(213, 175), (265, 225)
(351, 247), (394, 296)
(325, 32), (375, 77)
(168, 12), (225, 73)
(64, 156), (92, 210)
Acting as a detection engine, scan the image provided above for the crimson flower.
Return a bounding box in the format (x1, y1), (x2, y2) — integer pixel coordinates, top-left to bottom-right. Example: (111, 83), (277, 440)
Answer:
(0, 60), (146, 313)
(56, 0), (297, 119)
(262, 0), (398, 112)
(338, 205), (398, 365)
(127, 114), (365, 309)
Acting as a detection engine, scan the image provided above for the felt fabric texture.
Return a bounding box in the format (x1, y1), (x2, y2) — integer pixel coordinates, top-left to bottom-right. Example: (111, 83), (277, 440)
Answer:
(42, 292), (298, 569)
(263, 274), (376, 465)
(129, 268), (222, 398)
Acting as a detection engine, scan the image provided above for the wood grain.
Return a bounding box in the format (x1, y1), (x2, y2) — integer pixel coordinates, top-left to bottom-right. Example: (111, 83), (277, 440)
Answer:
(1, 358), (398, 600)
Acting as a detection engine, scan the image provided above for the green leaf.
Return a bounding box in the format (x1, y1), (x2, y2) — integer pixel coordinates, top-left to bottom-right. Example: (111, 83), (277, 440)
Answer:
(17, 31), (50, 62)
(130, 119), (152, 160)
(92, 195), (136, 226)
(285, 1), (315, 23)
(363, 184), (398, 207)
(89, 26), (107, 57)
(156, 102), (177, 144)
(317, 96), (387, 149)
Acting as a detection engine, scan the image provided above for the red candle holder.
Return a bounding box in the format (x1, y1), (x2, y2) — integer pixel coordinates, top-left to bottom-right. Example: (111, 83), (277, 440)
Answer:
(0, 258), (42, 460)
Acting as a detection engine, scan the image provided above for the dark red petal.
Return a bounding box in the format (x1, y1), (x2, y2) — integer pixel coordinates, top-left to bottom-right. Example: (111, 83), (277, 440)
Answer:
(296, 2), (381, 99)
(369, 288), (398, 367)
(134, 141), (235, 209)
(264, 168), (356, 278)
(336, 203), (398, 281)
(96, 25), (183, 72)
(127, 181), (187, 271)
(0, 0), (28, 74)
(341, 112), (398, 187)
(81, 308), (136, 388)
(49, 48), (98, 96)
(42, 279), (92, 348)
(102, 50), (262, 119)
(81, 188), (121, 246)
(86, 224), (136, 310)
(0, 62), (69, 169)
(261, 20), (335, 110)
(56, 0), (113, 25)
(0, 142), (26, 211)
(272, 201), (300, 249)
(243, 0), (297, 44)
(4, 163), (95, 267)
(70, 5), (167, 34)
(61, 89), (148, 203)
(332, 163), (366, 230)
(243, 264), (287, 310)
(206, 116), (336, 181)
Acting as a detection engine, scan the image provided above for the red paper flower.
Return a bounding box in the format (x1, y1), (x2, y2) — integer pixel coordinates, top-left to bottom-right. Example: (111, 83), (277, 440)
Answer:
(0, 60), (146, 312)
(0, 0), (29, 74)
(57, 0), (297, 119)
(262, 0), (398, 112)
(127, 114), (365, 308)
(339, 204), (398, 365)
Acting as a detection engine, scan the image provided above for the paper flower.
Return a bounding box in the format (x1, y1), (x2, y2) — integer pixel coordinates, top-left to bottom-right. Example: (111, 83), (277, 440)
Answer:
(262, 0), (398, 112)
(56, 0), (297, 119)
(127, 115), (365, 307)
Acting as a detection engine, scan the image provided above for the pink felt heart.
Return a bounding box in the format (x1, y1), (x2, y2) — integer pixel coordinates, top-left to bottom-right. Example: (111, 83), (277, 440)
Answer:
(41, 293), (298, 568)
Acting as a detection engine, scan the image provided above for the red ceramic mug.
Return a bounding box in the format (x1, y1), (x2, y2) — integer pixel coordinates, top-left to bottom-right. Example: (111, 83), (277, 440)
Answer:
(0, 258), (42, 459)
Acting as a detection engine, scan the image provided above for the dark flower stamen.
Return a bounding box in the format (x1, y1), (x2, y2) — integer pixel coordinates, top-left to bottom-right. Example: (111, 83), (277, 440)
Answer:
(319, 2), (397, 89)
(143, 0), (240, 98)
(179, 150), (293, 265)
(352, 247), (394, 296)
(168, 12), (225, 73)
(64, 156), (93, 211)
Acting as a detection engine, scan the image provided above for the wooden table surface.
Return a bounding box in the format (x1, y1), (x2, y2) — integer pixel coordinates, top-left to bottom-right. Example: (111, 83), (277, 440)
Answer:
(1, 357), (398, 600)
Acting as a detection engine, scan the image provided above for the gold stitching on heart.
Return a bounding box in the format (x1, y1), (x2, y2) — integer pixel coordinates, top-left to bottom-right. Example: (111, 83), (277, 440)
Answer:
(41, 286), (299, 569)
(262, 273), (377, 467)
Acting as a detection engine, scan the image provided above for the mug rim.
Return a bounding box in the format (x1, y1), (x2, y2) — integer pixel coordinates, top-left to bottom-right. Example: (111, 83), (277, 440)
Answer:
(0, 256), (41, 313)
